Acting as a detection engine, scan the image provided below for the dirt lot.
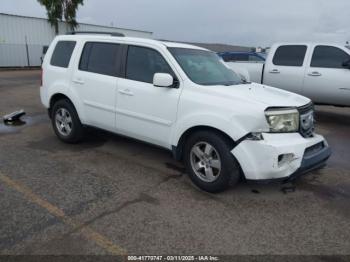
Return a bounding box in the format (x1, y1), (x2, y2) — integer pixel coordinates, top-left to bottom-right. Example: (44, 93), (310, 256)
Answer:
(0, 70), (349, 258)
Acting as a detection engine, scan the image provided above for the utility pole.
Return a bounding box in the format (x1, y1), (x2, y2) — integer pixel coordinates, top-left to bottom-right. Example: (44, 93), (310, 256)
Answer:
(25, 35), (30, 67)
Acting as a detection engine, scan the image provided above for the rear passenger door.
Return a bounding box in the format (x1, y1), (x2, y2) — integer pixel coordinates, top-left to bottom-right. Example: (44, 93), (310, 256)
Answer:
(303, 45), (350, 106)
(72, 41), (121, 131)
(116, 45), (181, 148)
(264, 45), (307, 94)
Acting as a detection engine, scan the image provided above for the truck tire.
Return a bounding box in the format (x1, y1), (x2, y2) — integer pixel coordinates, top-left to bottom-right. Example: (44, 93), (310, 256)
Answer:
(51, 99), (84, 143)
(183, 130), (241, 193)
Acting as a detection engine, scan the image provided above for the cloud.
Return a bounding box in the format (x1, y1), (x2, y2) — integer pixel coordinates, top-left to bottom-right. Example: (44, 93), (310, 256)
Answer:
(1, 0), (349, 46)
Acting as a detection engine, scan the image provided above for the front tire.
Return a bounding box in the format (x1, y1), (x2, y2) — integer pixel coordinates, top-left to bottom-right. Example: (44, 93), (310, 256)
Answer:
(183, 131), (240, 193)
(51, 99), (84, 143)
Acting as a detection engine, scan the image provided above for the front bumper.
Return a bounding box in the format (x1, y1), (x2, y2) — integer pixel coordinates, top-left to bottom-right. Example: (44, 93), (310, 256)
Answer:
(232, 133), (331, 181)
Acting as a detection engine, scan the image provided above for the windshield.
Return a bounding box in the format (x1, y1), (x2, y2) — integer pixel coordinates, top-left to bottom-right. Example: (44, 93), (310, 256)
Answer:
(168, 48), (243, 86)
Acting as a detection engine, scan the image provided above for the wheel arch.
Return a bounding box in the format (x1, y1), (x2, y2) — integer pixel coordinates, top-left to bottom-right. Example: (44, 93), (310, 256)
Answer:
(49, 93), (71, 117)
(48, 93), (85, 122)
(172, 125), (236, 161)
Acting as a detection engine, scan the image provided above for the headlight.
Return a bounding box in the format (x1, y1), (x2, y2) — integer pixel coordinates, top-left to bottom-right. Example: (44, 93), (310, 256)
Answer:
(265, 109), (299, 133)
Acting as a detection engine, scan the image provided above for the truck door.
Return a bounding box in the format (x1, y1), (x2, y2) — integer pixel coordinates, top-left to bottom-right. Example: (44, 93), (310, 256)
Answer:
(264, 45), (307, 94)
(303, 45), (350, 106)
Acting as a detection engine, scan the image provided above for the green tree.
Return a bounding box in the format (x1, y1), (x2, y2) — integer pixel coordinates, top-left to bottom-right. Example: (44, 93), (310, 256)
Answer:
(37, 0), (84, 34)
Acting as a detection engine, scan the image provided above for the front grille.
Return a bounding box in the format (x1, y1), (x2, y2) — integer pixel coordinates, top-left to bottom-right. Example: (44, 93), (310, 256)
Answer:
(298, 102), (314, 114)
(298, 102), (315, 138)
(304, 142), (325, 157)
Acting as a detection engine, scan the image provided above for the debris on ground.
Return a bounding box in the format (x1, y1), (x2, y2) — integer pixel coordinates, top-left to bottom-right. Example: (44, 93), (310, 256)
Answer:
(3, 110), (26, 125)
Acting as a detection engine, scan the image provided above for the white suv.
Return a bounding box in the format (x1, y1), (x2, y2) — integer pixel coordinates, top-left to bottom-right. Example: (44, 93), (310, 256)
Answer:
(40, 33), (331, 192)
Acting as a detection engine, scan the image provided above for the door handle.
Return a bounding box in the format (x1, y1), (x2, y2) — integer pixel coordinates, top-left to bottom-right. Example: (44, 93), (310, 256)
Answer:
(73, 78), (85, 85)
(269, 69), (280, 74)
(308, 72), (322, 77)
(118, 89), (134, 96)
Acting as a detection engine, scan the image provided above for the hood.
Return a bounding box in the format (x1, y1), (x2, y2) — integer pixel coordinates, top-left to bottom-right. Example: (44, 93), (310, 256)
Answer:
(203, 82), (310, 108)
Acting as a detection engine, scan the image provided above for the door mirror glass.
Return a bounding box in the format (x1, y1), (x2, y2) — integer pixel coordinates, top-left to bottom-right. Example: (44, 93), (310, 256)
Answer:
(153, 73), (174, 87)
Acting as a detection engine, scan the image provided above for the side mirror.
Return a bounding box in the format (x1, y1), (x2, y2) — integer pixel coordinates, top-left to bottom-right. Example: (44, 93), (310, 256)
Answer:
(153, 73), (174, 88)
(342, 60), (350, 69)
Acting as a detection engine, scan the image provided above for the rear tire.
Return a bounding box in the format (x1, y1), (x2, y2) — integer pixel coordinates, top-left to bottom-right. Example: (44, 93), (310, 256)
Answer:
(51, 99), (84, 143)
(183, 131), (240, 193)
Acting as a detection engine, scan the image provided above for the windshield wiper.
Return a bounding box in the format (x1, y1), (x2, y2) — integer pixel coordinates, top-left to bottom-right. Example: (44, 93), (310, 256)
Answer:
(220, 81), (240, 86)
(223, 81), (250, 86)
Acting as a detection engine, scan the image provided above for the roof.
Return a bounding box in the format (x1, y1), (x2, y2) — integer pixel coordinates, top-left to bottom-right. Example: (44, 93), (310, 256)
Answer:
(56, 34), (208, 50)
(272, 42), (347, 48)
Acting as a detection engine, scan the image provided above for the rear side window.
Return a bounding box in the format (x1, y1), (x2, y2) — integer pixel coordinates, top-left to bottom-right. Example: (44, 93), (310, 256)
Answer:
(273, 45), (307, 66)
(126, 46), (174, 83)
(311, 46), (350, 68)
(50, 41), (76, 68)
(79, 42), (120, 76)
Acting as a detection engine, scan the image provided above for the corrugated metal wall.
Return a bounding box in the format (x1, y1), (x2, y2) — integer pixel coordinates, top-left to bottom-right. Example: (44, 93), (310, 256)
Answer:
(0, 13), (153, 67)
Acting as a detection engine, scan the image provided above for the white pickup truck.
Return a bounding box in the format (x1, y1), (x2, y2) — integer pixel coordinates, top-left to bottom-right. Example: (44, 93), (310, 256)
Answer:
(225, 43), (350, 107)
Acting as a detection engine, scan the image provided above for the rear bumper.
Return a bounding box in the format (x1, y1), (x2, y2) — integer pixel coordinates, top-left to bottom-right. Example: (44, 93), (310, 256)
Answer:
(40, 85), (49, 108)
(232, 133), (331, 181)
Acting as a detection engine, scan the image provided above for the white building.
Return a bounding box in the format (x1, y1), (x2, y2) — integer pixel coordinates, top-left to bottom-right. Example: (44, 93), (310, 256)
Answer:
(0, 13), (153, 67)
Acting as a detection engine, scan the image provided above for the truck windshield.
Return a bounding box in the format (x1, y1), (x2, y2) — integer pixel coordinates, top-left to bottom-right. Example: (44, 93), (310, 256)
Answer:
(168, 48), (243, 86)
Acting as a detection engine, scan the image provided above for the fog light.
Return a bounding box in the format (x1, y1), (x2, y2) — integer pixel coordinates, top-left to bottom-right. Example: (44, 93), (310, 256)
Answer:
(278, 153), (295, 167)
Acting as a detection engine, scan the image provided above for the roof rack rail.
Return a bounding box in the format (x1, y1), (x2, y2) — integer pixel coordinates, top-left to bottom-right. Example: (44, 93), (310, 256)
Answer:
(67, 31), (125, 37)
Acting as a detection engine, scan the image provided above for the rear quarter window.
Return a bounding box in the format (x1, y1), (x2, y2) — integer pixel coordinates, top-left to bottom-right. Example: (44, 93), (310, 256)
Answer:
(273, 45), (307, 67)
(50, 41), (76, 68)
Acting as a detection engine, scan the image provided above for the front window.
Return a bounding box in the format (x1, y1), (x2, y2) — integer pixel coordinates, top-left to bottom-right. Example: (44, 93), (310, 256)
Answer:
(272, 45), (307, 67)
(169, 48), (242, 86)
(126, 46), (174, 84)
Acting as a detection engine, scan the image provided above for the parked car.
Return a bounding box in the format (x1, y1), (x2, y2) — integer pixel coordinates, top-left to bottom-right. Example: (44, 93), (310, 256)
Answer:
(225, 43), (350, 107)
(218, 51), (266, 63)
(40, 33), (331, 192)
